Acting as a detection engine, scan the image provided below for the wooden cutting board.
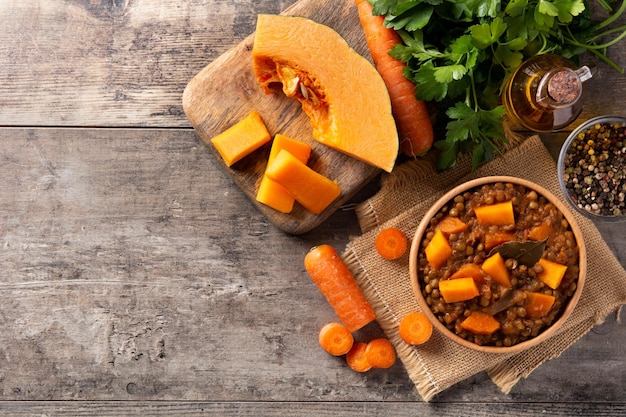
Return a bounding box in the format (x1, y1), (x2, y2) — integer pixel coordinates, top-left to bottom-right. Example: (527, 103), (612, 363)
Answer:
(182, 0), (382, 234)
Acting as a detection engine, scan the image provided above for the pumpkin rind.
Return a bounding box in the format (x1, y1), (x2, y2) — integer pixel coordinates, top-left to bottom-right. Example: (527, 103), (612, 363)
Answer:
(252, 14), (398, 173)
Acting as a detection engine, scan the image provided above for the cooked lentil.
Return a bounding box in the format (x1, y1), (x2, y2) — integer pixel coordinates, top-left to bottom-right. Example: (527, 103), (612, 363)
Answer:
(418, 182), (580, 347)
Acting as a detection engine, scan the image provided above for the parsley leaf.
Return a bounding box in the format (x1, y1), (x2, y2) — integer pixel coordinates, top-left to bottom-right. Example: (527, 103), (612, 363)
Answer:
(371, 0), (626, 170)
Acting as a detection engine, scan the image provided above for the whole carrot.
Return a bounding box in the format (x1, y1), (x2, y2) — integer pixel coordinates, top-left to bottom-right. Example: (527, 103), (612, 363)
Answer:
(304, 245), (376, 332)
(355, 0), (434, 157)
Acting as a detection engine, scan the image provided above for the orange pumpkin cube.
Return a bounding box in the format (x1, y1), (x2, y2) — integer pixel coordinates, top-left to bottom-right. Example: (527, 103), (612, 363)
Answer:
(537, 258), (568, 289)
(525, 292), (556, 319)
(210, 110), (271, 166)
(424, 229), (453, 269)
(449, 263), (484, 283)
(461, 311), (501, 335)
(474, 201), (515, 225)
(256, 134), (312, 213)
(439, 277), (480, 303)
(265, 149), (341, 215)
(481, 252), (512, 288)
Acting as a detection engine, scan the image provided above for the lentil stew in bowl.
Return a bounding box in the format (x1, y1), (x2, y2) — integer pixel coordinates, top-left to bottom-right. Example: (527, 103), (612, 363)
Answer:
(409, 176), (586, 354)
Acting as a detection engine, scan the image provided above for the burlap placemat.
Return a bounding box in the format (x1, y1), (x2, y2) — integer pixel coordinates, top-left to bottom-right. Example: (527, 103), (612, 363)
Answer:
(342, 135), (626, 401)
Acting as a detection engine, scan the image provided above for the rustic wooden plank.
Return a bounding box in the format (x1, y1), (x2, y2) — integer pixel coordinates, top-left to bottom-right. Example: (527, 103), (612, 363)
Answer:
(0, 127), (624, 405)
(0, 401), (625, 417)
(0, 0), (297, 127)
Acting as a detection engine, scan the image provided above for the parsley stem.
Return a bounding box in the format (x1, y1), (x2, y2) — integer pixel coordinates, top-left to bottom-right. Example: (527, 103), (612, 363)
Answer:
(589, 24), (626, 43)
(595, 0), (626, 30)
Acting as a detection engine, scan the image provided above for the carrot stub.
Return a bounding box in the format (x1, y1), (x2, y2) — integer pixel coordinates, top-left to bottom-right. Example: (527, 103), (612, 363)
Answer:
(318, 322), (354, 356)
(304, 245), (377, 332)
(398, 312), (433, 345)
(364, 338), (396, 369)
(375, 227), (408, 260)
(346, 342), (372, 372)
(354, 0), (434, 157)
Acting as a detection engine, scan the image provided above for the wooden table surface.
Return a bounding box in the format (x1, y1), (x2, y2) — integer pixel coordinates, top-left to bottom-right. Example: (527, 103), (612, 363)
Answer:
(1, 1), (625, 416)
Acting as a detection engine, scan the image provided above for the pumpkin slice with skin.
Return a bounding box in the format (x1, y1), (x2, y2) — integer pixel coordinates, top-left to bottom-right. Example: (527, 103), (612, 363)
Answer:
(252, 14), (398, 173)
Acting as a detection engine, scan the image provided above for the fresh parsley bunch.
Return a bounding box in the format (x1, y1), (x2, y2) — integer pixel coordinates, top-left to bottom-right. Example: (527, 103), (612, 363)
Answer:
(370, 0), (626, 170)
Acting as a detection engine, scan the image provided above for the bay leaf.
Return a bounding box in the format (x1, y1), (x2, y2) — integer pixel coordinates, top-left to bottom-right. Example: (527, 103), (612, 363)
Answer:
(487, 237), (548, 267)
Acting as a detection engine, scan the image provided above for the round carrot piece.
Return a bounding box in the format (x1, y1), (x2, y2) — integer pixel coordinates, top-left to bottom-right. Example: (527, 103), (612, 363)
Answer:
(318, 322), (354, 356)
(364, 338), (396, 369)
(375, 227), (408, 260)
(399, 312), (433, 345)
(346, 342), (372, 372)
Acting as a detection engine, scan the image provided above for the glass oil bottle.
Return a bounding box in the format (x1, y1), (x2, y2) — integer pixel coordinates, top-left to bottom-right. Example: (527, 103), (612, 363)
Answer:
(503, 54), (593, 132)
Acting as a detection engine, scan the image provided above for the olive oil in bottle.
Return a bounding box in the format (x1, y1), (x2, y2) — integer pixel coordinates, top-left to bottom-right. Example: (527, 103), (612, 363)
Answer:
(503, 54), (593, 132)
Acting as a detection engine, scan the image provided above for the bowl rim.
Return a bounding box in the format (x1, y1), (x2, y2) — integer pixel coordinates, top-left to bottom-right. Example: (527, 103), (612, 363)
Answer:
(409, 175), (587, 354)
(557, 114), (626, 222)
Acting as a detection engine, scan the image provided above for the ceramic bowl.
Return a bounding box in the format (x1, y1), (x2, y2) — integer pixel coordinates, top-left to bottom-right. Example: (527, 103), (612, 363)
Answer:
(409, 176), (586, 354)
(558, 115), (626, 222)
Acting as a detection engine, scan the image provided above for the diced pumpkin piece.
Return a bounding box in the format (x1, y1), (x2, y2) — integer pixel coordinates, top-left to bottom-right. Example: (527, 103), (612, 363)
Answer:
(265, 149), (341, 215)
(449, 263), (485, 285)
(528, 223), (553, 241)
(484, 232), (516, 251)
(256, 177), (295, 213)
(537, 258), (568, 289)
(525, 292), (556, 319)
(474, 201), (515, 225)
(424, 229), (453, 270)
(461, 311), (501, 335)
(210, 110), (271, 167)
(439, 277), (480, 303)
(256, 134), (312, 213)
(435, 216), (468, 235)
(252, 14), (398, 173)
(481, 252), (511, 288)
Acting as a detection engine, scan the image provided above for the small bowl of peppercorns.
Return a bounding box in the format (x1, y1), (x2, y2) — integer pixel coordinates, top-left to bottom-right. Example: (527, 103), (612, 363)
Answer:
(558, 115), (626, 222)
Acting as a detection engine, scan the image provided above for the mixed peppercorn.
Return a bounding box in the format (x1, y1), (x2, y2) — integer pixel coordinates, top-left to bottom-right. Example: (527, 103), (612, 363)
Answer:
(562, 121), (626, 218)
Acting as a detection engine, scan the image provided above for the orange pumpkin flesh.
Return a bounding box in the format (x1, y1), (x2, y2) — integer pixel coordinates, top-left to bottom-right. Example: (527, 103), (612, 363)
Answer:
(252, 14), (398, 173)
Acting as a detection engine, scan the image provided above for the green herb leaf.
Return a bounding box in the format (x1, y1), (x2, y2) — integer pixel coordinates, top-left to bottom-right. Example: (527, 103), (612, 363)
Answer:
(370, 0), (626, 169)
(470, 17), (507, 49)
(488, 237), (549, 267)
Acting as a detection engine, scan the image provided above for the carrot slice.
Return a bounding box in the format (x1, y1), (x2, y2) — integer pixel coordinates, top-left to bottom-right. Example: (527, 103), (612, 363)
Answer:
(375, 227), (408, 260)
(346, 342), (372, 372)
(318, 322), (354, 356)
(364, 338), (396, 369)
(304, 245), (377, 332)
(398, 312), (433, 345)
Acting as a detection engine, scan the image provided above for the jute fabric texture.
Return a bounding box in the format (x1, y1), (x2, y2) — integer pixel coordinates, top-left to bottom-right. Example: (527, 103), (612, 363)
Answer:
(343, 135), (626, 401)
